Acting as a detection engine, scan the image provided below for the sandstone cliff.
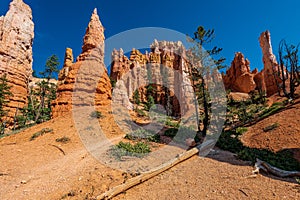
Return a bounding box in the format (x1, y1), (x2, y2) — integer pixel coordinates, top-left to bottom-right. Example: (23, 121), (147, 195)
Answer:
(0, 0), (34, 122)
(52, 9), (111, 118)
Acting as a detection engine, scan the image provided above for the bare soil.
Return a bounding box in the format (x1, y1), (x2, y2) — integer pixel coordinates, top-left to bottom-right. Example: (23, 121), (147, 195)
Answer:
(0, 102), (300, 199)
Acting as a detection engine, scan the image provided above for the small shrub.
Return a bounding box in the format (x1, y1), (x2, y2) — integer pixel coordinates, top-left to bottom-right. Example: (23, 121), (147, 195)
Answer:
(90, 111), (103, 119)
(217, 130), (300, 171)
(56, 136), (70, 144)
(110, 141), (151, 159)
(164, 128), (178, 138)
(165, 118), (179, 128)
(30, 128), (53, 141)
(259, 104), (284, 119)
(236, 127), (248, 135)
(125, 129), (160, 142)
(135, 108), (147, 117)
(172, 126), (197, 144)
(263, 123), (279, 132)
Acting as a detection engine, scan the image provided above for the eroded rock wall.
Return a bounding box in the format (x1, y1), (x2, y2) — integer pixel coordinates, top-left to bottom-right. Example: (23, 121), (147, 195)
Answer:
(0, 0), (34, 122)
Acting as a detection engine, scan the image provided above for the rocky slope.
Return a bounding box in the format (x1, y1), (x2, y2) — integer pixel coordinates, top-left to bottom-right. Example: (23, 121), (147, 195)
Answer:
(52, 9), (111, 118)
(0, 0), (34, 122)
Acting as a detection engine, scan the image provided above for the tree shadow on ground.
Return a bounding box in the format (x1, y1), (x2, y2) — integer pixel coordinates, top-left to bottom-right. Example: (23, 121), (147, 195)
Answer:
(207, 132), (300, 184)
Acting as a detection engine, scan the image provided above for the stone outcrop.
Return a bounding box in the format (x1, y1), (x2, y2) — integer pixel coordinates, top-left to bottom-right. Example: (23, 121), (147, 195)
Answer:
(258, 30), (281, 96)
(110, 40), (194, 116)
(223, 31), (282, 97)
(52, 9), (111, 118)
(223, 52), (257, 93)
(0, 0), (34, 122)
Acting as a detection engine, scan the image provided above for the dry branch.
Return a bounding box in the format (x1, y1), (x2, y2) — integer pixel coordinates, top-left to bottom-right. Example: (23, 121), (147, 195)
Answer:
(253, 158), (300, 178)
(96, 147), (200, 200)
(48, 144), (65, 155)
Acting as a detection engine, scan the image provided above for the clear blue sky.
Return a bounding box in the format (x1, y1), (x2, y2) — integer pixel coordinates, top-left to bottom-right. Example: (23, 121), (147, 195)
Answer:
(1, 0), (300, 75)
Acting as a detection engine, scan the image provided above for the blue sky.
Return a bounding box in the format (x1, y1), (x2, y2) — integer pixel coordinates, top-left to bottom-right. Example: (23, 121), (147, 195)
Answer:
(1, 0), (300, 75)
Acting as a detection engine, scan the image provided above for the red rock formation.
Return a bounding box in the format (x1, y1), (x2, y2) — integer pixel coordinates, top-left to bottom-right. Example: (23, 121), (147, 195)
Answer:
(223, 52), (257, 93)
(257, 30), (281, 96)
(52, 9), (111, 118)
(110, 40), (194, 116)
(0, 0), (34, 122)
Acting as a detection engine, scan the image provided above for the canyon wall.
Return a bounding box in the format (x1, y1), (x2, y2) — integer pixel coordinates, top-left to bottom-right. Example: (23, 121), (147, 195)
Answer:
(0, 0), (34, 122)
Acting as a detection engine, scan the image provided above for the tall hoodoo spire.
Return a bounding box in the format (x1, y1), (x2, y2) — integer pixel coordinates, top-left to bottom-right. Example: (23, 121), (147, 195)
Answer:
(81, 8), (104, 53)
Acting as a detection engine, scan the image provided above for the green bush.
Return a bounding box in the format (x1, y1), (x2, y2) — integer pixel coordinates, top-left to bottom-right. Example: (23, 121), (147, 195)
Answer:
(30, 128), (53, 141)
(135, 108), (147, 117)
(55, 136), (70, 144)
(259, 104), (284, 119)
(164, 128), (178, 138)
(110, 141), (151, 159)
(217, 130), (300, 171)
(125, 128), (160, 142)
(165, 118), (179, 128)
(90, 111), (103, 119)
(236, 127), (248, 135)
(263, 123), (279, 132)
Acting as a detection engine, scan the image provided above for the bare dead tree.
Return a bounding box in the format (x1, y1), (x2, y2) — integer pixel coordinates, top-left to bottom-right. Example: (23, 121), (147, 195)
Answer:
(277, 40), (300, 100)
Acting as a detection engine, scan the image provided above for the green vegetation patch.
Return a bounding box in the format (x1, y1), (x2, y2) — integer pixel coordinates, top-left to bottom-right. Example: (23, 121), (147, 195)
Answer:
(90, 111), (104, 119)
(55, 136), (70, 144)
(263, 123), (280, 132)
(30, 128), (53, 141)
(236, 127), (248, 135)
(217, 130), (300, 171)
(125, 128), (160, 142)
(110, 141), (151, 159)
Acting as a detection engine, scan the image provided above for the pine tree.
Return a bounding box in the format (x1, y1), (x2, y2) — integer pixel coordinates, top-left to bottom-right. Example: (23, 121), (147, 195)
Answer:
(35, 55), (59, 123)
(187, 26), (226, 137)
(0, 74), (12, 134)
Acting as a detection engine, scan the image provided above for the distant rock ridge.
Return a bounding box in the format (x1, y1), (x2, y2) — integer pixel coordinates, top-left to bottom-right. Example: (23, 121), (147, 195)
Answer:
(0, 0), (34, 123)
(52, 9), (111, 118)
(110, 40), (194, 116)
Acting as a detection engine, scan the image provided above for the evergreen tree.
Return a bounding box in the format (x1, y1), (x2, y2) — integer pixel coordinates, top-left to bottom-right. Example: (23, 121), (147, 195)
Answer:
(35, 55), (59, 123)
(0, 74), (12, 134)
(187, 26), (226, 137)
(18, 55), (60, 127)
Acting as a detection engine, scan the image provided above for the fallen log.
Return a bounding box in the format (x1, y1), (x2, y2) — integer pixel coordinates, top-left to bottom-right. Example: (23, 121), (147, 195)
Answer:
(253, 158), (300, 178)
(96, 147), (200, 200)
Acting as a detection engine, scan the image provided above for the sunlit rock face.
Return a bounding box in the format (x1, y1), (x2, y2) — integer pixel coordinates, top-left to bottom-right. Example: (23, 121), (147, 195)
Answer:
(0, 0), (34, 122)
(110, 40), (194, 117)
(258, 30), (282, 97)
(52, 9), (112, 118)
(223, 52), (257, 93)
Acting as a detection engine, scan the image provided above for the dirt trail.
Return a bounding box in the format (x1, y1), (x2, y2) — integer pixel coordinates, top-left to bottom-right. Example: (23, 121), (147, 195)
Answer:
(0, 105), (300, 199)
